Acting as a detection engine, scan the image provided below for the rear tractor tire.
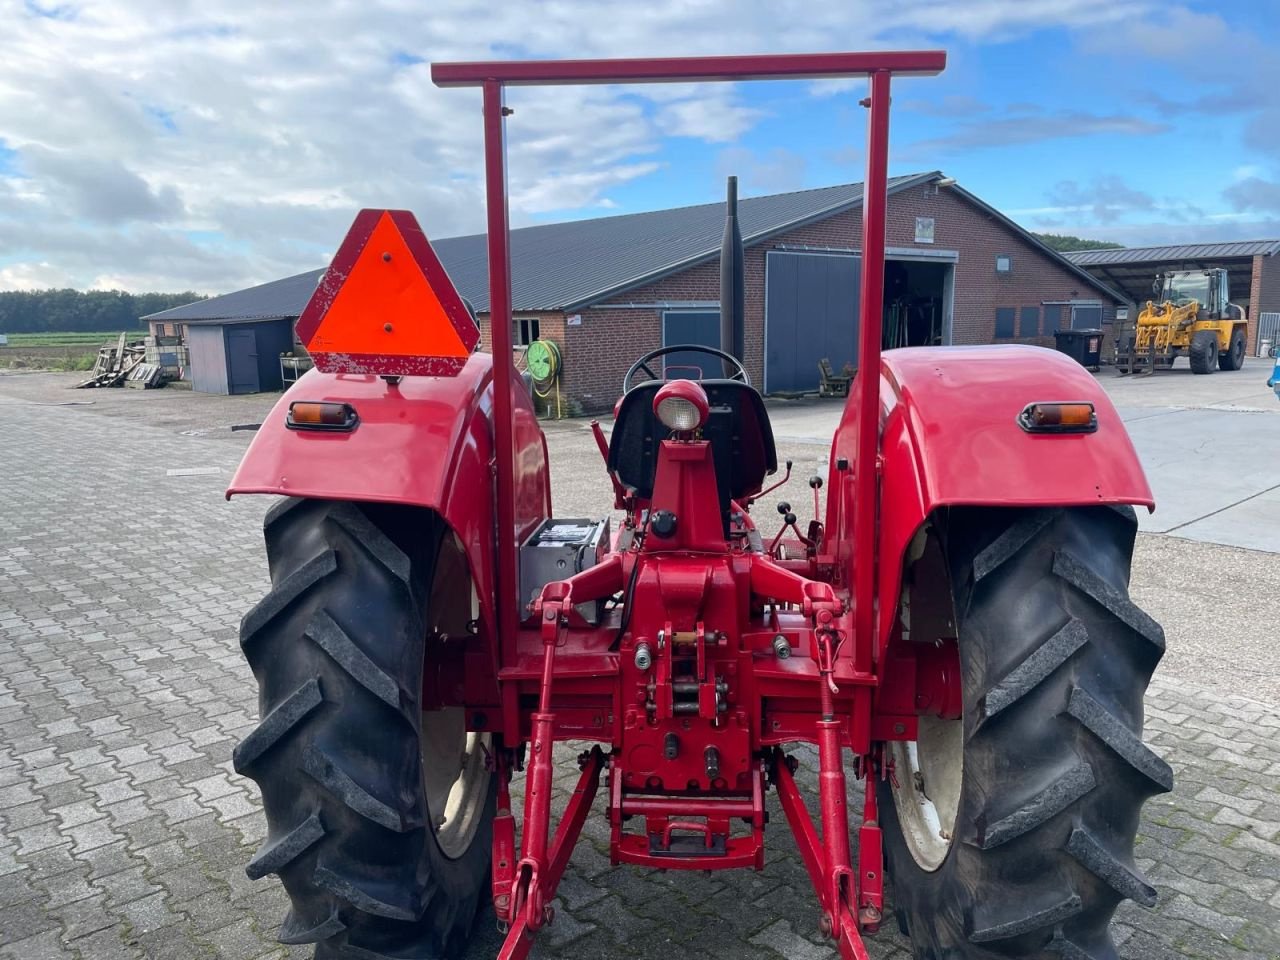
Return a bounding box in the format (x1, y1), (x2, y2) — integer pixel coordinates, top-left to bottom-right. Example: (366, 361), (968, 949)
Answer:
(881, 506), (1171, 959)
(234, 498), (494, 959)
(1189, 329), (1219, 374)
(1218, 328), (1246, 371)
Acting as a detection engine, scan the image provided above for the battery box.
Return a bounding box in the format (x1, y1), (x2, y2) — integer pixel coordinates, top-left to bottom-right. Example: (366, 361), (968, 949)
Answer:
(519, 518), (611, 624)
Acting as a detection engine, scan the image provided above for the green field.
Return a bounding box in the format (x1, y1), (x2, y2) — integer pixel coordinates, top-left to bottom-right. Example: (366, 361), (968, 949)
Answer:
(1, 330), (149, 347)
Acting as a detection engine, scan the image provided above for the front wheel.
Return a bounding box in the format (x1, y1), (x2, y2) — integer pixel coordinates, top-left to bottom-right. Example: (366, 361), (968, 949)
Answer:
(234, 499), (494, 959)
(1189, 329), (1219, 374)
(881, 506), (1171, 959)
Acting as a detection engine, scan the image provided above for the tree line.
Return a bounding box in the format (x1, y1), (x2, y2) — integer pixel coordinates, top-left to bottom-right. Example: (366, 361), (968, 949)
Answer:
(1031, 233), (1123, 253)
(0, 289), (206, 334)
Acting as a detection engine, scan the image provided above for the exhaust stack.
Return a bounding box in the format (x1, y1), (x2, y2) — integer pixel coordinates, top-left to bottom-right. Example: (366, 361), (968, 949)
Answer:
(719, 176), (745, 375)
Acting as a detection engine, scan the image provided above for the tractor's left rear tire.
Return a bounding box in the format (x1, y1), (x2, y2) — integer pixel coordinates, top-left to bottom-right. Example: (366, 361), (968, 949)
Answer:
(880, 506), (1171, 960)
(234, 498), (494, 959)
(1219, 328), (1246, 371)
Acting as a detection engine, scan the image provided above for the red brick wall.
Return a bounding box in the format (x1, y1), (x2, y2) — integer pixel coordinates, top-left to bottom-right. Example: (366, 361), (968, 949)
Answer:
(1250, 254), (1280, 354)
(486, 184), (1117, 413)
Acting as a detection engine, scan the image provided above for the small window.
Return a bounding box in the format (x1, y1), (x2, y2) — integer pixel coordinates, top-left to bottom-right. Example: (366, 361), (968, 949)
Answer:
(515, 317), (540, 347)
(995, 307), (1016, 338)
(1042, 304), (1063, 335)
(995, 255), (1012, 274)
(1019, 306), (1040, 338)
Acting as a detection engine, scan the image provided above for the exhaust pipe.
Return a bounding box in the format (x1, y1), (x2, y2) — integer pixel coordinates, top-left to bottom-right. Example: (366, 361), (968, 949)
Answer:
(719, 175), (745, 376)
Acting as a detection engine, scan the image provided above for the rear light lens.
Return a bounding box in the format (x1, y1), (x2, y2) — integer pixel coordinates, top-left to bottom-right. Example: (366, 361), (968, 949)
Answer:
(287, 401), (359, 431)
(1018, 401), (1097, 434)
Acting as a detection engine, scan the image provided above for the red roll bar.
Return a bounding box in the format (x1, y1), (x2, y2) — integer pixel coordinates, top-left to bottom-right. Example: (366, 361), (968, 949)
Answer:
(431, 50), (947, 657)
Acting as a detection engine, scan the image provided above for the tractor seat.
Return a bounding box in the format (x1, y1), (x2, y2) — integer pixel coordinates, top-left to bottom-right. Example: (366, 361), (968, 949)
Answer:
(607, 379), (778, 504)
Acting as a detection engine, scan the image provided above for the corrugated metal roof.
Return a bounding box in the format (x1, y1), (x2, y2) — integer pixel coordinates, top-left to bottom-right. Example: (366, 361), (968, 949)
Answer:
(148, 269), (327, 323)
(1065, 240), (1280, 267)
(146, 173), (937, 323)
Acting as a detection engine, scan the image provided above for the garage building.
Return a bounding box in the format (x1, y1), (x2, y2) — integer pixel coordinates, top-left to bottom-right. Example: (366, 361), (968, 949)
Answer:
(147, 171), (1123, 407)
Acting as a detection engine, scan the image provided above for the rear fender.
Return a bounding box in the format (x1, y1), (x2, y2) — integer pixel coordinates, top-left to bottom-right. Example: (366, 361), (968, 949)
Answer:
(229, 352), (552, 673)
(825, 345), (1152, 652)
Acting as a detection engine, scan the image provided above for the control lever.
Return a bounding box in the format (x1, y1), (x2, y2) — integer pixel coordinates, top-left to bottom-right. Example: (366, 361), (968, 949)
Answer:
(744, 459), (792, 508)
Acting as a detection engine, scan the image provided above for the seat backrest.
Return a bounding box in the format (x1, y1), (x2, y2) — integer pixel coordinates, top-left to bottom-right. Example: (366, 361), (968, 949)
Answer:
(607, 380), (778, 505)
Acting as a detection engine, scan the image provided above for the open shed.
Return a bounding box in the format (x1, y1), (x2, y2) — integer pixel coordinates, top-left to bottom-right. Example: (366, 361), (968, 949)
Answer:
(185, 317), (295, 395)
(1067, 240), (1280, 354)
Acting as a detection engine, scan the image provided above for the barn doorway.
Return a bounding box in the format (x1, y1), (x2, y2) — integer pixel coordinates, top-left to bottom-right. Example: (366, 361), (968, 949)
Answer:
(882, 259), (952, 350)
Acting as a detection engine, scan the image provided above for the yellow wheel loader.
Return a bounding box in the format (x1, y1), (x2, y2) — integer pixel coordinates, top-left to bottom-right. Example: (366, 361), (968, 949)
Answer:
(1117, 268), (1248, 375)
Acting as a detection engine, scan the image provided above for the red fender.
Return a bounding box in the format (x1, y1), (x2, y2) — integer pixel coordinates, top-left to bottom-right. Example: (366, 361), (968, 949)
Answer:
(825, 345), (1153, 653)
(228, 352), (552, 662)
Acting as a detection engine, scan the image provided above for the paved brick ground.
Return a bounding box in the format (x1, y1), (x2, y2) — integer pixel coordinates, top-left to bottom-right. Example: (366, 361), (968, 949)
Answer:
(2, 401), (1279, 959)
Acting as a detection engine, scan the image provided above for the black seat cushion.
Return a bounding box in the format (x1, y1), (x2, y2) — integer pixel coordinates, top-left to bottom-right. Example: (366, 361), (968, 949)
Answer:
(607, 380), (778, 505)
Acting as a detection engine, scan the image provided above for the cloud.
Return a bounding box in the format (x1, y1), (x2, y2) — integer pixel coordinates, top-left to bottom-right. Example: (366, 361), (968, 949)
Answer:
(0, 0), (1221, 293)
(1046, 176), (1157, 224)
(1044, 218), (1280, 249)
(17, 146), (185, 224)
(901, 94), (990, 118)
(901, 110), (1168, 157)
(1080, 6), (1280, 155)
(1223, 177), (1280, 215)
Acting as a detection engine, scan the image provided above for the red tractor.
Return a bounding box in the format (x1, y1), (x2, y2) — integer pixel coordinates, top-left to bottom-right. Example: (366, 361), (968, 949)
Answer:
(228, 52), (1171, 960)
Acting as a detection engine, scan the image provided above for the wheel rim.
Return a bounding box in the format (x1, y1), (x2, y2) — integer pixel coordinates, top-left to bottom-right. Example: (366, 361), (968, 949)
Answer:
(420, 709), (491, 859)
(419, 530), (491, 860)
(889, 715), (963, 871)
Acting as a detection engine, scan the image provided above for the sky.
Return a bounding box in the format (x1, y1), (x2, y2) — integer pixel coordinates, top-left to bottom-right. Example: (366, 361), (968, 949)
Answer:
(1, 0), (1278, 294)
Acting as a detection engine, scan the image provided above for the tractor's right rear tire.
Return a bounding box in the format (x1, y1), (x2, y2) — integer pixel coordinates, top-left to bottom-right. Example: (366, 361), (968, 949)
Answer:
(234, 498), (494, 959)
(1189, 329), (1219, 374)
(881, 506), (1171, 959)
(1218, 328), (1246, 371)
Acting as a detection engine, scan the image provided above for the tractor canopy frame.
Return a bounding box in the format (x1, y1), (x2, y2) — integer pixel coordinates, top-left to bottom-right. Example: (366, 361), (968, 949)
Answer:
(430, 50), (947, 670)
(430, 51), (944, 960)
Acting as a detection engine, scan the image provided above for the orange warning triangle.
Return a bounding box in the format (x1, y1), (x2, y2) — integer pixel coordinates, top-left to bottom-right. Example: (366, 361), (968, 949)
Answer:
(298, 209), (479, 376)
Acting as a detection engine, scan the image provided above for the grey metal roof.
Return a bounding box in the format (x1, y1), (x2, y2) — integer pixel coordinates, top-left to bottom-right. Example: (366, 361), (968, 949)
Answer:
(146, 173), (937, 323)
(1065, 240), (1280, 267)
(146, 269), (327, 323)
(150, 171), (1122, 322)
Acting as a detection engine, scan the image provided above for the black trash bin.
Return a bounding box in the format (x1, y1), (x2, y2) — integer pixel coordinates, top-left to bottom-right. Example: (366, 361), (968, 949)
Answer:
(1053, 328), (1103, 371)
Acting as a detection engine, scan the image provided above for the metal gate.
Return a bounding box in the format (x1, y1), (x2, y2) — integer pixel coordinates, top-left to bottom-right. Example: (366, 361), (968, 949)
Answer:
(1257, 312), (1280, 356)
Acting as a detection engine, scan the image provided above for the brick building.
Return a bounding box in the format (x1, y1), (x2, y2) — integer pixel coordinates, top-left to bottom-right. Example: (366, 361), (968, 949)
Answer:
(148, 171), (1124, 408)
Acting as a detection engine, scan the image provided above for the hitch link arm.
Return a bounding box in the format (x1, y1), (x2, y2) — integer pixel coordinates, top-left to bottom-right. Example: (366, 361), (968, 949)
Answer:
(509, 596), (564, 933)
(812, 613), (860, 946)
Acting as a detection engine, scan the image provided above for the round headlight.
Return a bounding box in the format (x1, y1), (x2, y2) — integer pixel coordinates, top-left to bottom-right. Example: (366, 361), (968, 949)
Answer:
(653, 380), (709, 432)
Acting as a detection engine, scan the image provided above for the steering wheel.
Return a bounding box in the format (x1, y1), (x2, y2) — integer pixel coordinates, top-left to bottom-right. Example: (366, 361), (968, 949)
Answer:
(622, 344), (750, 394)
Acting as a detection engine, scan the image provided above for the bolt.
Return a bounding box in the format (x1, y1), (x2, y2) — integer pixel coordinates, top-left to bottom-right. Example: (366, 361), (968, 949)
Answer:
(634, 642), (652, 671)
(893, 722), (906, 735)
(704, 745), (720, 780)
(381, 251), (391, 262)
(664, 732), (679, 760)
(383, 322), (393, 332)
(772, 634), (791, 659)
